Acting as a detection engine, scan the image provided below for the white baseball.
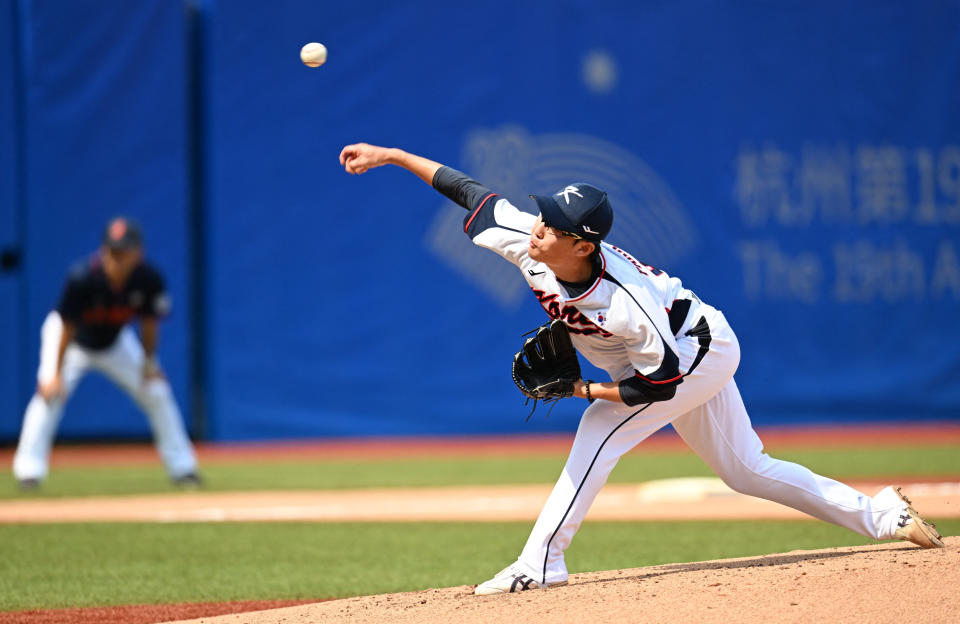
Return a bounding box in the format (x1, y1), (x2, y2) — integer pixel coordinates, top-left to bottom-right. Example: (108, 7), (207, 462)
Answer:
(300, 42), (327, 67)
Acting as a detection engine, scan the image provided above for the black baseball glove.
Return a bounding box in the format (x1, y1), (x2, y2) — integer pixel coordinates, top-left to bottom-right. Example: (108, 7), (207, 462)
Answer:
(512, 320), (581, 417)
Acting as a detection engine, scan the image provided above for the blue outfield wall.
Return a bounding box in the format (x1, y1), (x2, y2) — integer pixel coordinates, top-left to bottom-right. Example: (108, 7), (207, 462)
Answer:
(1, 1), (22, 437)
(1, 1), (958, 442)
(204, 1), (960, 439)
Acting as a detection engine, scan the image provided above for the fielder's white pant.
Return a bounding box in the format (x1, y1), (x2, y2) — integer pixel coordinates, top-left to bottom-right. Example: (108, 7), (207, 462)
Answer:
(12, 311), (198, 481)
(515, 310), (910, 586)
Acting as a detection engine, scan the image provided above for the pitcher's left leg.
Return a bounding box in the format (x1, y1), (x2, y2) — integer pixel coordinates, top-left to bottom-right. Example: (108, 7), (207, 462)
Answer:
(511, 399), (676, 587)
(672, 380), (908, 540)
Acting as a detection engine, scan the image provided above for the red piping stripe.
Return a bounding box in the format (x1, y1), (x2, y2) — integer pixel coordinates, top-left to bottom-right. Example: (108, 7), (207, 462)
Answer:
(463, 193), (498, 233)
(567, 250), (607, 302)
(635, 371), (683, 384)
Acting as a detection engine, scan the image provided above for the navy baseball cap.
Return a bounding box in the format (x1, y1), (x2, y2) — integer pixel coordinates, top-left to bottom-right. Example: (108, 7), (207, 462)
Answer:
(103, 217), (143, 250)
(530, 183), (613, 242)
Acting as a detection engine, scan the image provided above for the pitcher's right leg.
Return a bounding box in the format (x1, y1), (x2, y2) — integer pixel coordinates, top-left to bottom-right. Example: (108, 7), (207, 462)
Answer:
(511, 399), (674, 588)
(672, 380), (929, 542)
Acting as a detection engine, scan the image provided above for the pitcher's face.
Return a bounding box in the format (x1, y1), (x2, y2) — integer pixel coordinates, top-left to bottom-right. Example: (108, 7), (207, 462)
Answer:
(528, 215), (583, 263)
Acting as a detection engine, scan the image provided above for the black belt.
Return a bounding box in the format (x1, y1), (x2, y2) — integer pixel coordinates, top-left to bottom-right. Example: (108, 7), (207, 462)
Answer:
(682, 316), (711, 377)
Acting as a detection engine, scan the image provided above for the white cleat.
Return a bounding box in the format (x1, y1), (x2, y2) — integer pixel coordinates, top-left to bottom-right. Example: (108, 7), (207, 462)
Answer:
(473, 564), (568, 596)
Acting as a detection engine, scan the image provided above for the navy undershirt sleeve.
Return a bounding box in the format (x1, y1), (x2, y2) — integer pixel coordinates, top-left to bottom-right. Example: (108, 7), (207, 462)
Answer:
(618, 375), (680, 405)
(432, 166), (496, 212)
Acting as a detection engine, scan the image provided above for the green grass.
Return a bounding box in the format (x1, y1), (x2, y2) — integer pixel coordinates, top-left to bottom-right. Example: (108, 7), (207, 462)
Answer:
(771, 447), (960, 478)
(1, 442), (957, 612)
(3, 445), (958, 499)
(2, 519), (958, 612)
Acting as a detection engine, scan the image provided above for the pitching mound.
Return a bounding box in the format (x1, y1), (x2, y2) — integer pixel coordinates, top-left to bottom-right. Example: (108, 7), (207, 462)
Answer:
(164, 538), (957, 624)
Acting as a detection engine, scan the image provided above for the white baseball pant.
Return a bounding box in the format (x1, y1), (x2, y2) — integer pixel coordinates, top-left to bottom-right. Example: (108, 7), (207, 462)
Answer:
(12, 311), (198, 481)
(514, 311), (910, 586)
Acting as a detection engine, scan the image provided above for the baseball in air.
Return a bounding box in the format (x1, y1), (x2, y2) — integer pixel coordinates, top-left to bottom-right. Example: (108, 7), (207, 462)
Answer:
(300, 42), (327, 67)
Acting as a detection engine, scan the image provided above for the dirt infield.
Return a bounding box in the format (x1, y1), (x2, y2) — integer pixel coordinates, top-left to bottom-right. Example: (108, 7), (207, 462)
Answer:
(7, 539), (955, 624)
(159, 539), (959, 624)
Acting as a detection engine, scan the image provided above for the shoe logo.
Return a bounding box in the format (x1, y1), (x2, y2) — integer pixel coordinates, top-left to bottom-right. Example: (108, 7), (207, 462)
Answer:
(582, 225), (599, 234)
(510, 574), (536, 592)
(556, 185), (583, 205)
(528, 269), (545, 276)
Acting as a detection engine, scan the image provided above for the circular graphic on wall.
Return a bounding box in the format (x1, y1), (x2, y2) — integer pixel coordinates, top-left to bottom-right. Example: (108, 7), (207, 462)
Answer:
(426, 126), (698, 308)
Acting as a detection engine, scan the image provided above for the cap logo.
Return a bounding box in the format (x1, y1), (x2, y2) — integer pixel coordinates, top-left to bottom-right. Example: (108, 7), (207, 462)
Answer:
(556, 185), (583, 205)
(583, 225), (599, 234)
(109, 220), (127, 240)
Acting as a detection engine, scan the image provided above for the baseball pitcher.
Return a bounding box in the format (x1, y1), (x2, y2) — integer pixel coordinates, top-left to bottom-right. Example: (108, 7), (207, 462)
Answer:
(338, 143), (943, 595)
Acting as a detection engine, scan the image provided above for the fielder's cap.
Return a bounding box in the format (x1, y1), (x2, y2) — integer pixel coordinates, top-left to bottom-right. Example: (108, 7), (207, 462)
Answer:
(530, 183), (613, 242)
(103, 217), (143, 250)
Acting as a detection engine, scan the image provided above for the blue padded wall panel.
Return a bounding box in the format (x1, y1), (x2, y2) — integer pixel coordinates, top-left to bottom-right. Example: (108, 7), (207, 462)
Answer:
(204, 1), (960, 440)
(0, 0), (23, 438)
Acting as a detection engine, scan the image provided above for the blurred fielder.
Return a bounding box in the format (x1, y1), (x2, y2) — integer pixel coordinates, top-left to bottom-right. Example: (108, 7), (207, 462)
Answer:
(339, 143), (944, 595)
(13, 217), (201, 490)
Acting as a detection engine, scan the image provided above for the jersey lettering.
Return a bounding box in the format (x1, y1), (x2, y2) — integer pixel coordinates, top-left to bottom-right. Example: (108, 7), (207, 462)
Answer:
(81, 306), (136, 325)
(608, 244), (664, 276)
(532, 288), (613, 337)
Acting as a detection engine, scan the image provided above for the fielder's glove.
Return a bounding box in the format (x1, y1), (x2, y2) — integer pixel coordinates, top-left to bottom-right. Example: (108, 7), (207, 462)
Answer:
(512, 320), (581, 418)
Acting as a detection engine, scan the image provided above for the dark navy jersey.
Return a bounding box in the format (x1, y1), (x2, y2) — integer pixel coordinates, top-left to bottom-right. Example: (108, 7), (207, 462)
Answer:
(56, 254), (171, 350)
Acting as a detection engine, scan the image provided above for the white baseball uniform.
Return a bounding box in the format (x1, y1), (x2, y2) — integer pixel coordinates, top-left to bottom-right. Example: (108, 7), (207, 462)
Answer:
(462, 187), (911, 586)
